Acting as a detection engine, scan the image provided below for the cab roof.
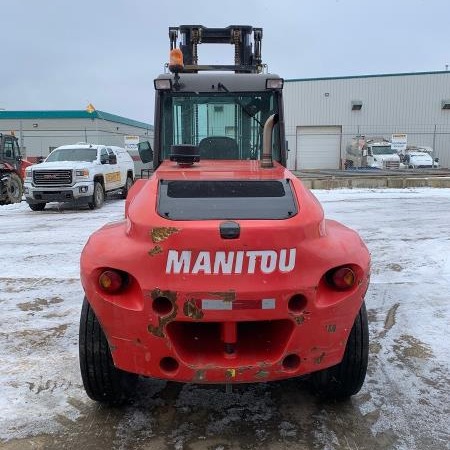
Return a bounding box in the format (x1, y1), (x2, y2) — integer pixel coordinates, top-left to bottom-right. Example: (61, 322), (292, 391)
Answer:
(155, 73), (282, 93)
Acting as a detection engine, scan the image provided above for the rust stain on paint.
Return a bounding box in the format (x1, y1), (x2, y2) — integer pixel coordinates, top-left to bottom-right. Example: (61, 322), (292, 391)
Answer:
(255, 370), (269, 379)
(225, 368), (236, 379)
(193, 369), (206, 382)
(207, 291), (236, 302)
(148, 245), (163, 256)
(314, 352), (326, 364)
(183, 299), (204, 320)
(294, 314), (305, 325)
(292, 310), (311, 325)
(147, 289), (178, 338)
(150, 227), (179, 243)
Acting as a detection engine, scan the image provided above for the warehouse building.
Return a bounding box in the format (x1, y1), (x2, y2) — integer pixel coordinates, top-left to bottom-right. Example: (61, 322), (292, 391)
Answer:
(0, 109), (153, 163)
(2, 71), (449, 171)
(284, 70), (450, 169)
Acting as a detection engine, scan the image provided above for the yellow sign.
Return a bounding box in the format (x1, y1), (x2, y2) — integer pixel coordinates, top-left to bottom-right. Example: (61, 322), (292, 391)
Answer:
(105, 172), (121, 183)
(86, 103), (96, 114)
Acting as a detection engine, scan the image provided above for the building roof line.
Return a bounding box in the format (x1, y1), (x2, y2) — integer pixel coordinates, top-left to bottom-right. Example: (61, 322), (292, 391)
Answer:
(0, 110), (153, 130)
(286, 70), (450, 83)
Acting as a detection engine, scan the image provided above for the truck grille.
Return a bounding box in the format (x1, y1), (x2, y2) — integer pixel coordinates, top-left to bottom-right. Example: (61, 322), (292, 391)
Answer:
(33, 170), (73, 186)
(384, 161), (400, 169)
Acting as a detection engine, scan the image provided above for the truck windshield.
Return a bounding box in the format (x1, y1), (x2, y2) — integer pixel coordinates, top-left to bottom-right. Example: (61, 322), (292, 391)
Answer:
(160, 91), (280, 161)
(371, 146), (397, 155)
(46, 148), (98, 162)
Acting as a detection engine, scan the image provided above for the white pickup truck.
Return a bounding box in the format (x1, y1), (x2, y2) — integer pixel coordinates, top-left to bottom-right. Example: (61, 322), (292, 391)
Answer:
(24, 143), (135, 211)
(401, 147), (440, 169)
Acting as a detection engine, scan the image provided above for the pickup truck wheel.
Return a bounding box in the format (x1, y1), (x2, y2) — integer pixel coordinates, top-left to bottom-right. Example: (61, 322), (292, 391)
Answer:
(88, 182), (104, 209)
(29, 202), (46, 211)
(79, 298), (138, 404)
(310, 302), (369, 400)
(121, 176), (133, 199)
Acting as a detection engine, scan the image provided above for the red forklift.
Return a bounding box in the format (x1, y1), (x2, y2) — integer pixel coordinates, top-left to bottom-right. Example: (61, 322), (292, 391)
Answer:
(0, 132), (32, 205)
(79, 25), (370, 404)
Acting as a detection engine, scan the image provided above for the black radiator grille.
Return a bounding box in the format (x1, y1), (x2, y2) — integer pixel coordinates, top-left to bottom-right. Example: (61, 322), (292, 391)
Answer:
(33, 170), (73, 186)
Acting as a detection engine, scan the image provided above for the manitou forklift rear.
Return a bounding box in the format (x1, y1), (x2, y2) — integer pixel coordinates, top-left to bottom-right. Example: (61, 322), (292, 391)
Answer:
(79, 25), (370, 404)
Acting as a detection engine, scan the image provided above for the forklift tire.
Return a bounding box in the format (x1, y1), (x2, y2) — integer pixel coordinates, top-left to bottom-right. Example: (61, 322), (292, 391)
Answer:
(4, 173), (23, 204)
(88, 181), (104, 209)
(310, 302), (369, 400)
(120, 176), (133, 199)
(29, 202), (46, 211)
(79, 298), (138, 405)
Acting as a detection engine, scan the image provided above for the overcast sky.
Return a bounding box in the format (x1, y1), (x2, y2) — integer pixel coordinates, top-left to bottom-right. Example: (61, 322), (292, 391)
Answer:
(3, 0), (449, 124)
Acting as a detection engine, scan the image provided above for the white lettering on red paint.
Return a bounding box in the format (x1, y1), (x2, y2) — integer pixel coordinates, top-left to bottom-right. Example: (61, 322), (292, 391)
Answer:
(165, 249), (296, 275)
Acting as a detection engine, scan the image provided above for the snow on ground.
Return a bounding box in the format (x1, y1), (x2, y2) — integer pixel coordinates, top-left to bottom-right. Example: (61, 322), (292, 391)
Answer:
(0, 189), (449, 450)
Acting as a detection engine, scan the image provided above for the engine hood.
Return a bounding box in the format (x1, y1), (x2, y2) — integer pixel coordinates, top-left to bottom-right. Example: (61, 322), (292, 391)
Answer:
(32, 161), (97, 171)
(124, 160), (325, 246)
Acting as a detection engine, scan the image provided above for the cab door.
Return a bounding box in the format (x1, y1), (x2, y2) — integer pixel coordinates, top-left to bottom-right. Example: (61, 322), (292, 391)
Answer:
(103, 148), (121, 190)
(2, 136), (20, 171)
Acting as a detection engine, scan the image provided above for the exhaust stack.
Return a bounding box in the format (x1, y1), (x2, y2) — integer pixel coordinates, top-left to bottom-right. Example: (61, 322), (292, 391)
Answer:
(261, 114), (279, 168)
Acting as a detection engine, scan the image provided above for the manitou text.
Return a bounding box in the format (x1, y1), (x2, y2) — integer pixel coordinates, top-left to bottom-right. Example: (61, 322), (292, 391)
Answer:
(165, 249), (297, 275)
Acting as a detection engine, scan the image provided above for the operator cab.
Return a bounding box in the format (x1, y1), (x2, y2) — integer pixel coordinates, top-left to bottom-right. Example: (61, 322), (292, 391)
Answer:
(139, 25), (287, 169)
(0, 133), (22, 171)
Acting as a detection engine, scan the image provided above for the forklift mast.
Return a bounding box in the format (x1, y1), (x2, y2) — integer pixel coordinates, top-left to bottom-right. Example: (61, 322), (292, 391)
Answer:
(169, 25), (263, 74)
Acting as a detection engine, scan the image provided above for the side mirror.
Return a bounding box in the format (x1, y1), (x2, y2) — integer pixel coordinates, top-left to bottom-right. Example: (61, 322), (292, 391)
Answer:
(138, 141), (153, 163)
(434, 158), (439, 162)
(109, 154), (117, 165)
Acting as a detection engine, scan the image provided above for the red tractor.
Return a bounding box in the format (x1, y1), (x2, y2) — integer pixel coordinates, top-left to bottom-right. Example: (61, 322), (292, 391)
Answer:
(79, 26), (370, 404)
(0, 133), (32, 205)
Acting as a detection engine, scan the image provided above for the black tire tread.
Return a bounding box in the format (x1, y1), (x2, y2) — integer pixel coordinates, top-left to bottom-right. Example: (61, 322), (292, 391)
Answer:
(2, 172), (23, 204)
(88, 181), (104, 209)
(311, 302), (369, 399)
(29, 202), (46, 211)
(79, 298), (137, 404)
(121, 175), (133, 199)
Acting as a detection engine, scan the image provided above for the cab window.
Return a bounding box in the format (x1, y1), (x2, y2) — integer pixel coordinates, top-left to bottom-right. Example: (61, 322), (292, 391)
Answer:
(100, 148), (109, 164)
(106, 148), (117, 164)
(3, 139), (14, 159)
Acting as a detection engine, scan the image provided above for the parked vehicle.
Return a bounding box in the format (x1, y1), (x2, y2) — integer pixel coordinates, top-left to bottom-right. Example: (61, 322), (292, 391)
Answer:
(345, 137), (400, 169)
(126, 146), (154, 178)
(24, 143), (134, 211)
(79, 25), (370, 405)
(401, 146), (439, 169)
(0, 133), (32, 205)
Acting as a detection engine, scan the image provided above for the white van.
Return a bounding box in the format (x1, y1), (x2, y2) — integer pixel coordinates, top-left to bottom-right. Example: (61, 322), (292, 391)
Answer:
(24, 143), (135, 211)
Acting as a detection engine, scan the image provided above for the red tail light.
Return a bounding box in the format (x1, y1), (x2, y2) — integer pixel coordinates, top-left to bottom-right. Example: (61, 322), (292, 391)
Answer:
(328, 267), (356, 290)
(98, 270), (125, 293)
